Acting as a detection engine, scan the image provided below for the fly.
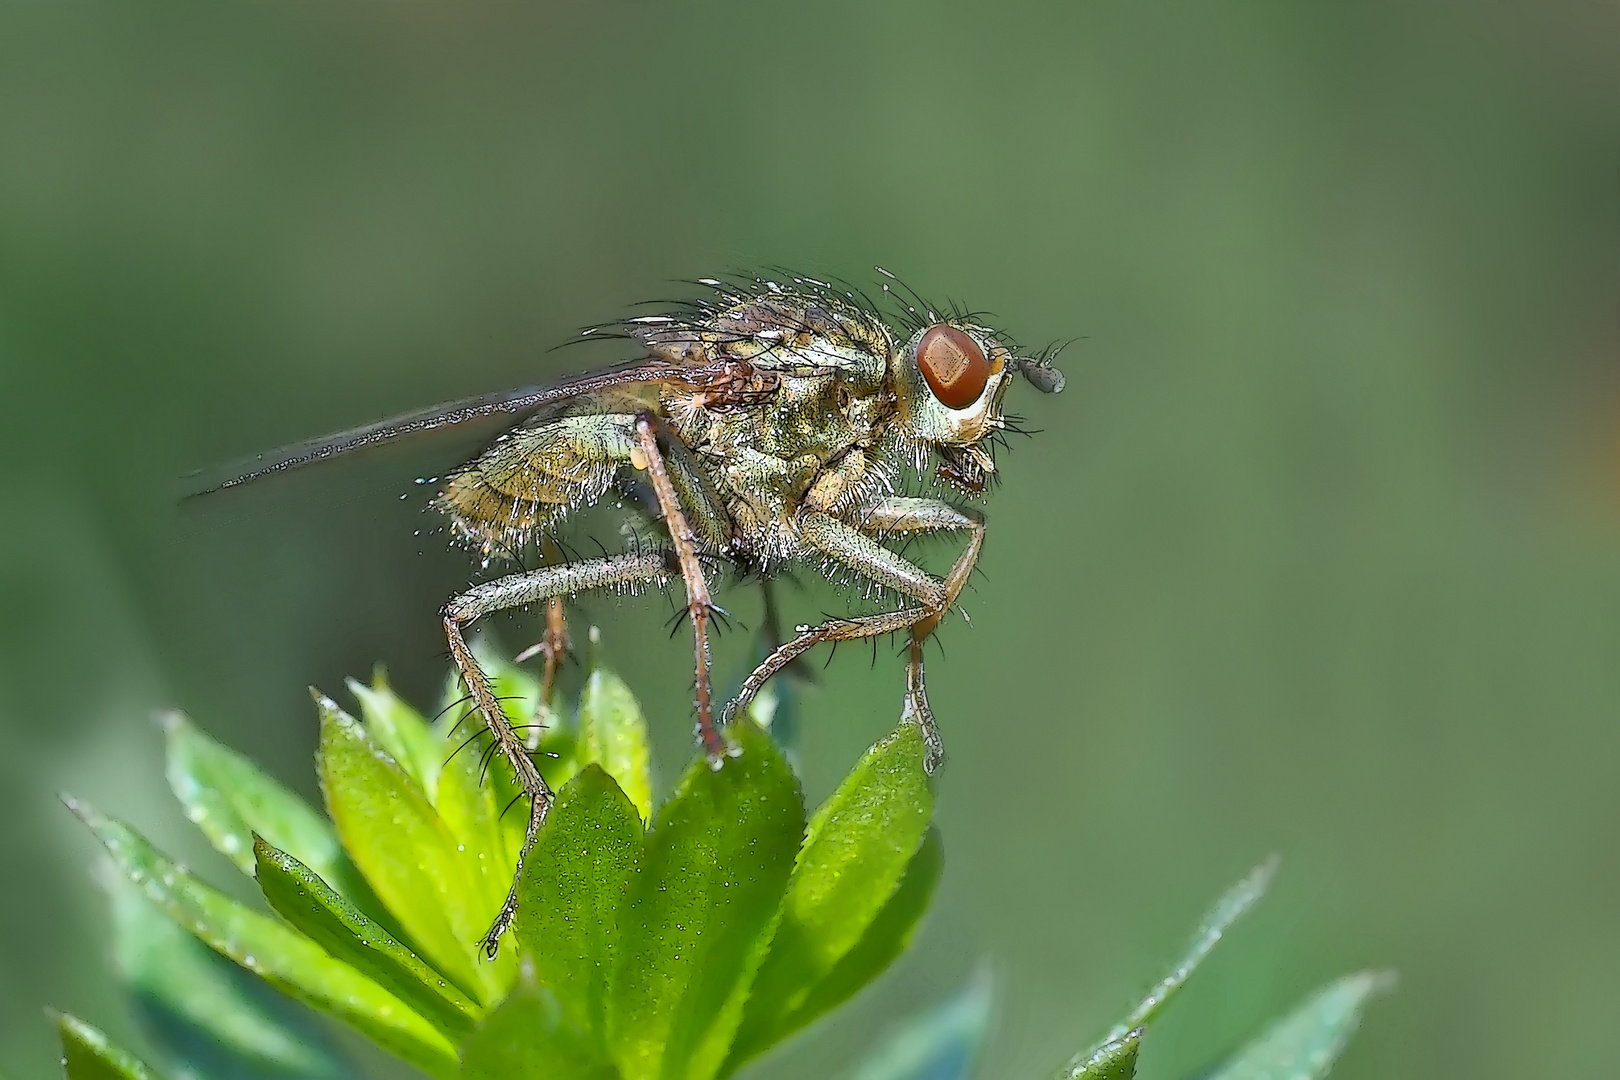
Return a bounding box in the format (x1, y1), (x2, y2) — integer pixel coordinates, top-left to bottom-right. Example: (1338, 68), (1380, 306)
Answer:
(191, 271), (1067, 955)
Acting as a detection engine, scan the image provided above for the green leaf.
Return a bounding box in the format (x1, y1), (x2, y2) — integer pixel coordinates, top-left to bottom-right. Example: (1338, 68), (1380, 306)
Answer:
(728, 827), (944, 1071)
(316, 692), (513, 1005)
(1203, 972), (1392, 1080)
(728, 724), (935, 1066)
(163, 710), (388, 929)
(576, 667), (653, 822)
(1055, 1029), (1140, 1080)
(1104, 857), (1277, 1045)
(514, 765), (643, 1048)
(162, 711), (340, 880)
(460, 967), (619, 1080)
(607, 720), (803, 1080)
(108, 873), (345, 1079)
(56, 1013), (161, 1080)
(847, 967), (994, 1080)
(348, 672), (446, 800)
(66, 797), (459, 1079)
(253, 837), (480, 1043)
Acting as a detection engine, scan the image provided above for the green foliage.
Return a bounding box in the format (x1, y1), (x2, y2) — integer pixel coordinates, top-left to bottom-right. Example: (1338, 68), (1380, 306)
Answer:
(54, 1015), (159, 1080)
(54, 636), (939, 1080)
(1200, 973), (1394, 1080)
(846, 860), (1389, 1080)
(52, 634), (1387, 1080)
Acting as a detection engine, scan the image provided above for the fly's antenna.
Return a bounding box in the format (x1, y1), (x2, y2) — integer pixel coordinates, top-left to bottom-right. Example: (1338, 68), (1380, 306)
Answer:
(1013, 339), (1071, 394)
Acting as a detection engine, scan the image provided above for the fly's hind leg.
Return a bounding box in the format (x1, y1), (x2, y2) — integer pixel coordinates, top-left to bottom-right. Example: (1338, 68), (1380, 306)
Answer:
(442, 551), (671, 957)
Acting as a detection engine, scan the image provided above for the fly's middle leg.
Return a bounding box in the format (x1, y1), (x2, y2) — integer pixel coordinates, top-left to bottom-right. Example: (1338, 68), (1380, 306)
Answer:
(441, 551), (670, 956)
(512, 549), (571, 707)
(722, 604), (927, 727)
(632, 415), (729, 764)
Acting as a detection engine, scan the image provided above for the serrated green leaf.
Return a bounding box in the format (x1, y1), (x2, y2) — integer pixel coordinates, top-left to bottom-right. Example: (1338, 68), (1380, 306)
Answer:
(1103, 857), (1277, 1046)
(726, 827), (943, 1072)
(349, 673), (446, 801)
(162, 711), (339, 879)
(577, 668), (653, 822)
(607, 720), (803, 1080)
(162, 711), (388, 928)
(1203, 972), (1392, 1080)
(460, 968), (619, 1080)
(253, 837), (480, 1043)
(515, 765), (642, 1048)
(727, 724), (934, 1067)
(108, 872), (345, 1079)
(1055, 1028), (1140, 1080)
(56, 1013), (161, 1080)
(848, 967), (994, 1080)
(66, 797), (459, 1079)
(316, 692), (513, 1005)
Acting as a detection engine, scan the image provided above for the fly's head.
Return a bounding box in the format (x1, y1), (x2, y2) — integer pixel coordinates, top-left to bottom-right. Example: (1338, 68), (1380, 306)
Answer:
(889, 320), (1067, 494)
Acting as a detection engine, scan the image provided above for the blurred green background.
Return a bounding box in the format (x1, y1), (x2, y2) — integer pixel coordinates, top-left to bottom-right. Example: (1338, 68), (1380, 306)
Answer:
(2, 2), (1617, 1078)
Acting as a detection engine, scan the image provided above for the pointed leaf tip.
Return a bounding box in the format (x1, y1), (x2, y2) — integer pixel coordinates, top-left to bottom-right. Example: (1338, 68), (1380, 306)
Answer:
(347, 676), (445, 798)
(317, 691), (512, 1005)
(1205, 971), (1393, 1080)
(56, 1013), (161, 1080)
(516, 765), (643, 1047)
(253, 836), (480, 1043)
(1056, 1028), (1140, 1080)
(1106, 857), (1278, 1042)
(163, 709), (341, 879)
(576, 667), (653, 821)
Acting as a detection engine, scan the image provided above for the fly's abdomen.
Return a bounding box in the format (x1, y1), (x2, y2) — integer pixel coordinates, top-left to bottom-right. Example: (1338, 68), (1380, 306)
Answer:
(436, 413), (637, 555)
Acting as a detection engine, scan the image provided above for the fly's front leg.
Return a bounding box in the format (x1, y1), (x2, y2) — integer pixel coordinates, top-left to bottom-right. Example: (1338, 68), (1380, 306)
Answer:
(859, 496), (985, 641)
(443, 552), (670, 956)
(801, 501), (985, 770)
(861, 497), (985, 770)
(632, 416), (730, 763)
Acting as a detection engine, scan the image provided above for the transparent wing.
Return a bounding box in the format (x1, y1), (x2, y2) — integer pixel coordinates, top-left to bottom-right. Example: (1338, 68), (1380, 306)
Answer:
(181, 361), (681, 498)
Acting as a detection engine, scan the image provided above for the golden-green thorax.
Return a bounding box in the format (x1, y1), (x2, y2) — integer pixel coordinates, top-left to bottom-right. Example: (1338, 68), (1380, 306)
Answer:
(672, 364), (897, 562)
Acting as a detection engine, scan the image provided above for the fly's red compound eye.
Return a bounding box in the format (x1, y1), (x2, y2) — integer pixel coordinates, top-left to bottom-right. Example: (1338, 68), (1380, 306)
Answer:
(917, 324), (989, 409)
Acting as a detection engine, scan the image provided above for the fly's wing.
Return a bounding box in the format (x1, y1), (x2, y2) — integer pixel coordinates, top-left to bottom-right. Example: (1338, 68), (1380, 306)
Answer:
(181, 360), (686, 498)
